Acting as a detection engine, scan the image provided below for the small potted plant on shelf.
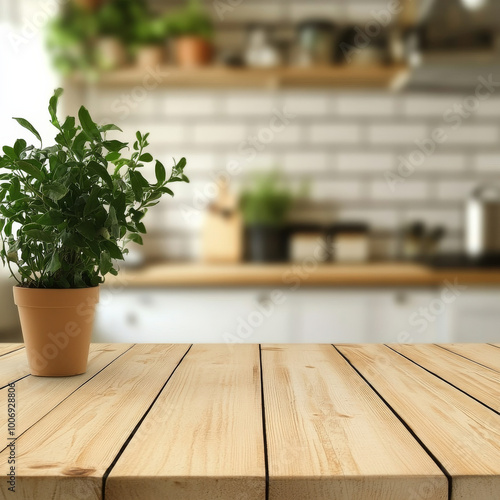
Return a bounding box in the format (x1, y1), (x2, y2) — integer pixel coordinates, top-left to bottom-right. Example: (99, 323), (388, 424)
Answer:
(240, 171), (294, 263)
(132, 14), (168, 69)
(0, 88), (188, 377)
(166, 0), (214, 67)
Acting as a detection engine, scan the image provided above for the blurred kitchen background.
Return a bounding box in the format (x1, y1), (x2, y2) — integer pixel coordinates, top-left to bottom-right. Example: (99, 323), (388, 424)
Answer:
(1, 0), (500, 344)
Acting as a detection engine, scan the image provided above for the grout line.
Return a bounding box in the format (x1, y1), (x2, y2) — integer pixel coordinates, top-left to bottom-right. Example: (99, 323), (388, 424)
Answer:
(101, 344), (193, 500)
(386, 345), (500, 416)
(0, 344), (136, 454)
(435, 344), (500, 374)
(259, 344), (270, 500)
(332, 344), (453, 500)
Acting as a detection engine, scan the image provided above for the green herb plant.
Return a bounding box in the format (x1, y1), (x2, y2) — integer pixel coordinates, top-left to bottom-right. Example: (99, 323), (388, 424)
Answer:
(0, 88), (188, 289)
(240, 171), (294, 227)
(165, 0), (213, 39)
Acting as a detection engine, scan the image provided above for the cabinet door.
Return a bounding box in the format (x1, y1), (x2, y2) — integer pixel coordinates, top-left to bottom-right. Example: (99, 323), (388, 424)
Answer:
(445, 288), (500, 343)
(94, 288), (295, 344)
(293, 290), (372, 343)
(367, 290), (443, 344)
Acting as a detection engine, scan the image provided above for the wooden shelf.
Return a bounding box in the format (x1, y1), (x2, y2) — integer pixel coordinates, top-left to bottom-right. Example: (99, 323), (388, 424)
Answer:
(70, 64), (410, 90)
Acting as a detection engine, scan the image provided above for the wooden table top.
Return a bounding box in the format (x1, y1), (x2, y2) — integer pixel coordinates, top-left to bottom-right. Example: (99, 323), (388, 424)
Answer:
(0, 343), (499, 500)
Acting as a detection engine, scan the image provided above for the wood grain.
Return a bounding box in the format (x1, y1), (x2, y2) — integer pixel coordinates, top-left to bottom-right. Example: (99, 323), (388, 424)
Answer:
(439, 344), (500, 373)
(0, 348), (30, 388)
(0, 344), (132, 446)
(0, 344), (190, 500)
(261, 344), (447, 500)
(0, 344), (23, 357)
(338, 344), (500, 500)
(389, 344), (500, 412)
(105, 263), (500, 288)
(106, 344), (265, 500)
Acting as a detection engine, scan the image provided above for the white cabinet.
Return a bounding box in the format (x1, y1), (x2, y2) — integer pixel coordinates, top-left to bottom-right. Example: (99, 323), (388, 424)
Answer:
(292, 289), (442, 344)
(94, 288), (295, 344)
(94, 286), (500, 344)
(443, 288), (500, 343)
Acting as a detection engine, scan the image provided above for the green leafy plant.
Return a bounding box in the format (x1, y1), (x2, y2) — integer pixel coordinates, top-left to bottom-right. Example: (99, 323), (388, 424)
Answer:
(132, 14), (168, 47)
(165, 0), (214, 39)
(240, 171), (294, 227)
(0, 89), (188, 289)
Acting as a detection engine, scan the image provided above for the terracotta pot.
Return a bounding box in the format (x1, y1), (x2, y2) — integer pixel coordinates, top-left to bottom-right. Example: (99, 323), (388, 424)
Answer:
(96, 37), (127, 70)
(13, 287), (99, 377)
(174, 36), (213, 67)
(135, 45), (165, 70)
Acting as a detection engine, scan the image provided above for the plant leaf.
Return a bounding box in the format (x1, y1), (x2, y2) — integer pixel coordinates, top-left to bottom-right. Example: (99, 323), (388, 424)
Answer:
(139, 153), (153, 162)
(155, 160), (166, 184)
(25, 229), (53, 243)
(87, 161), (113, 189)
(48, 88), (64, 127)
(76, 221), (96, 240)
(78, 106), (101, 141)
(17, 160), (44, 180)
(13, 117), (42, 144)
(47, 252), (61, 273)
(42, 182), (68, 201)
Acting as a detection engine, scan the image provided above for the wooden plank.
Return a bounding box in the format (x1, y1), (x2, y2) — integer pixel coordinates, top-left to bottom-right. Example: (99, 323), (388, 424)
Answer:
(389, 344), (500, 412)
(0, 349), (30, 388)
(106, 344), (265, 500)
(439, 344), (500, 373)
(0, 344), (190, 500)
(261, 344), (447, 500)
(0, 344), (132, 444)
(338, 344), (500, 500)
(0, 344), (23, 357)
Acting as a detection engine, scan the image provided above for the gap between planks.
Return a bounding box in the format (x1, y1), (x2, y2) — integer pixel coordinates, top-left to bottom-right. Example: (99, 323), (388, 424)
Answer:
(332, 344), (453, 500)
(101, 344), (193, 500)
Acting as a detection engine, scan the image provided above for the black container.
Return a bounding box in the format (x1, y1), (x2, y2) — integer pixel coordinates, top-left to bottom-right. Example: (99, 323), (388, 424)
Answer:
(245, 226), (289, 262)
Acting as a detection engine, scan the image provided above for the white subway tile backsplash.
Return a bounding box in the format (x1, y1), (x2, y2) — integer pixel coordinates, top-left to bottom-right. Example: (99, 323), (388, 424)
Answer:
(142, 123), (188, 144)
(82, 87), (500, 260)
(338, 209), (399, 230)
(224, 94), (276, 115)
(370, 180), (428, 200)
(368, 125), (427, 144)
(311, 180), (362, 200)
(337, 96), (396, 116)
(193, 124), (247, 144)
(418, 154), (466, 172)
(475, 154), (500, 172)
(164, 93), (218, 116)
(282, 92), (330, 115)
(445, 126), (498, 144)
(309, 124), (361, 144)
(337, 153), (394, 172)
(402, 95), (461, 116)
(436, 180), (477, 201)
(282, 152), (329, 173)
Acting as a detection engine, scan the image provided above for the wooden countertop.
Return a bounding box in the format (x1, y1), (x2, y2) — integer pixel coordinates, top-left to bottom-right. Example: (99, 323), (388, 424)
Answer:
(1, 342), (499, 499)
(106, 262), (500, 287)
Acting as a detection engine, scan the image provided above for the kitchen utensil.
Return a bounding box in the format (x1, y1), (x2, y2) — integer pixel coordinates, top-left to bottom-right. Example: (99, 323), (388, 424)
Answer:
(466, 184), (500, 259)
